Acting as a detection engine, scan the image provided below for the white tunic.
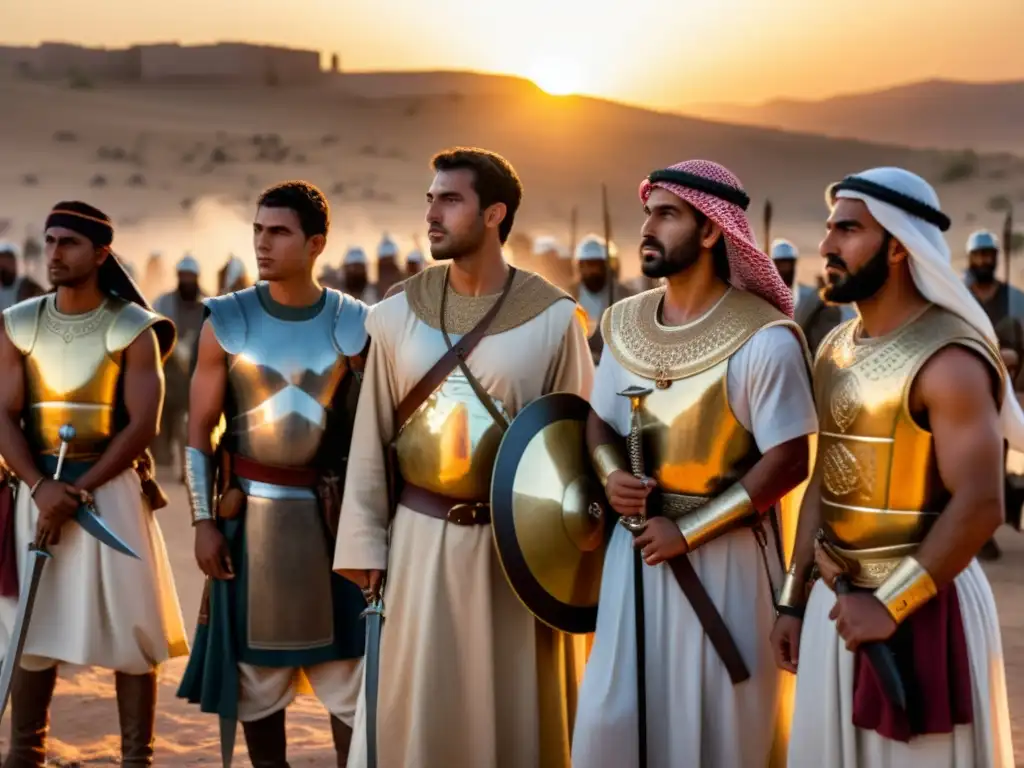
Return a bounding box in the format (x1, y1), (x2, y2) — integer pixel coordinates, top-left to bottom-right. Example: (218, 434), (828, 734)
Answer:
(572, 323), (819, 768)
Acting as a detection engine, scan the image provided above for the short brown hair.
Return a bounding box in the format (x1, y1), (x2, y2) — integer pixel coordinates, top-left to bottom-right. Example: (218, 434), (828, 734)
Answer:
(258, 181), (330, 238)
(431, 147), (523, 244)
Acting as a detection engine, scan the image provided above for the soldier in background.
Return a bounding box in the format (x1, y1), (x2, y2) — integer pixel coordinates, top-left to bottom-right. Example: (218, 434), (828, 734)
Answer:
(342, 246), (378, 305)
(571, 234), (634, 365)
(152, 255), (206, 480)
(776, 239), (856, 354)
(375, 234), (404, 298)
(405, 248), (424, 277)
(0, 241), (45, 311)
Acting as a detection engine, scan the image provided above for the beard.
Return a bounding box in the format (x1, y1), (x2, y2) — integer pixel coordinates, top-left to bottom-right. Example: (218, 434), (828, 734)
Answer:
(821, 238), (890, 304)
(178, 283), (199, 302)
(580, 272), (606, 294)
(345, 273), (368, 295)
(0, 268), (14, 288)
(640, 232), (701, 279)
(428, 219), (485, 261)
(969, 264), (996, 285)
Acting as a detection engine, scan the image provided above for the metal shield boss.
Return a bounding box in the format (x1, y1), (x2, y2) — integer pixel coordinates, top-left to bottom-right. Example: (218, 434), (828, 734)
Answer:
(490, 392), (608, 634)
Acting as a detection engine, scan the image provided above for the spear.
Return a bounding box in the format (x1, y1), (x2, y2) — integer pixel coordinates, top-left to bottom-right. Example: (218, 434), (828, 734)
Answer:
(763, 199), (774, 251)
(602, 183), (614, 307)
(1003, 207), (1013, 288)
(569, 206), (578, 259)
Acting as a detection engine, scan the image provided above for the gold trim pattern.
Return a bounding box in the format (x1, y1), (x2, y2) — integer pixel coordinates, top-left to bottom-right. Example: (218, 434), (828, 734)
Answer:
(821, 441), (876, 500)
(873, 556), (938, 623)
(402, 265), (573, 335)
(44, 297), (110, 344)
(603, 287), (809, 385)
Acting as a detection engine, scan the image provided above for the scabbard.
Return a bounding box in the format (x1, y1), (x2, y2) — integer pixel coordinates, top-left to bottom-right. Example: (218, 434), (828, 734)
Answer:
(665, 553), (750, 684)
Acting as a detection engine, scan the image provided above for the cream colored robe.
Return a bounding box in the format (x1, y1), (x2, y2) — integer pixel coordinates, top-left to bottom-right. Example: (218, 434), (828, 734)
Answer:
(334, 266), (594, 768)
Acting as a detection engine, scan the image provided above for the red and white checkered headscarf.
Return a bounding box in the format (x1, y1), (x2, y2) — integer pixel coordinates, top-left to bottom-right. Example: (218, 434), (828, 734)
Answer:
(639, 159), (793, 317)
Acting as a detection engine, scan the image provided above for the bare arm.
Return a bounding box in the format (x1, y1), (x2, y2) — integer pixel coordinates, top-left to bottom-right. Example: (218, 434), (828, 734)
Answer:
(740, 435), (811, 515)
(0, 328), (43, 488)
(74, 329), (163, 492)
(187, 320), (227, 453)
(912, 346), (1004, 586)
(786, 471), (823, 580)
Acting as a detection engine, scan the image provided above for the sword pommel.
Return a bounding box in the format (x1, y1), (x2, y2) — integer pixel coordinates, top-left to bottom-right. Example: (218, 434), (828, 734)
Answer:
(53, 423), (76, 481)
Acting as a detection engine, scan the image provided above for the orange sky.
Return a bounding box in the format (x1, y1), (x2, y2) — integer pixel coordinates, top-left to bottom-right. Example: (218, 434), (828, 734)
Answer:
(5, 0), (1023, 108)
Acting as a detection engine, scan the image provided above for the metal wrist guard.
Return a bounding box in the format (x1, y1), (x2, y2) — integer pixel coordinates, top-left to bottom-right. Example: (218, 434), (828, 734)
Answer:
(776, 565), (807, 618)
(184, 447), (215, 525)
(873, 556), (937, 624)
(591, 442), (628, 488)
(677, 483), (755, 551)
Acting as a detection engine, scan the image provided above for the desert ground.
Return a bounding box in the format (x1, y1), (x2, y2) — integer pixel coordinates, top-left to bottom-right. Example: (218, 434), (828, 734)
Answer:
(1, 469), (1023, 766)
(1, 74), (1022, 298)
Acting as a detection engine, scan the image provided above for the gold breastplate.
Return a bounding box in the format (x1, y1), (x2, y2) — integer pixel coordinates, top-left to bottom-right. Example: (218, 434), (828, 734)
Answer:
(3, 295), (166, 459)
(603, 288), (807, 506)
(815, 304), (1003, 550)
(395, 371), (510, 501)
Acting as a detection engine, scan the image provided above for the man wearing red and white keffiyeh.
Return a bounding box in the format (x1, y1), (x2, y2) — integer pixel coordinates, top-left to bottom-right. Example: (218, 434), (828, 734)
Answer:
(573, 160), (818, 767)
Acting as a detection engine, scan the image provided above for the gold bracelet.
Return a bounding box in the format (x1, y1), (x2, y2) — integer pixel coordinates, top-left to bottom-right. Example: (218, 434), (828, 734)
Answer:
(677, 483), (755, 551)
(777, 565), (807, 615)
(591, 443), (628, 488)
(29, 477), (45, 497)
(873, 556), (937, 624)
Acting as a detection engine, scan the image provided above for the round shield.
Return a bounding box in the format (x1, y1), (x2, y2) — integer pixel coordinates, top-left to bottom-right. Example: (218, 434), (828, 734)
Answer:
(491, 392), (609, 634)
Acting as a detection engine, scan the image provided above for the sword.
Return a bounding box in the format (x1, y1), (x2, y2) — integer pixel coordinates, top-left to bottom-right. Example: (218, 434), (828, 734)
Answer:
(361, 587), (385, 768)
(618, 385), (652, 768)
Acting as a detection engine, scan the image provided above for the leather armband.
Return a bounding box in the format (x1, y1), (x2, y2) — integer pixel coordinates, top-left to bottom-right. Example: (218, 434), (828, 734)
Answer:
(184, 447), (215, 525)
(677, 483), (755, 551)
(873, 556), (937, 624)
(591, 442), (628, 488)
(776, 563), (807, 618)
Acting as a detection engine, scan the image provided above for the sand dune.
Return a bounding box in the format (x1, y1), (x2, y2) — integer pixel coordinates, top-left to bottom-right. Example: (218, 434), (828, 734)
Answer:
(1, 74), (1022, 298)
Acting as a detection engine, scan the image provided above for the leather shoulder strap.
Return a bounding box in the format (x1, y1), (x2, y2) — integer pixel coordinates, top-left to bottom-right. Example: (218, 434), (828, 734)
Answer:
(395, 267), (516, 427)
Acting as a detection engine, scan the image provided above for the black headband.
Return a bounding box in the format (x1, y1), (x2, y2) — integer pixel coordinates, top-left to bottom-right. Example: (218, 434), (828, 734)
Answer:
(830, 176), (951, 232)
(647, 169), (751, 211)
(45, 207), (114, 247)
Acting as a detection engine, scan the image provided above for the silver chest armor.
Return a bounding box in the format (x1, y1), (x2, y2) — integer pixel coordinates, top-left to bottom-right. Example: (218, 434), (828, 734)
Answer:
(205, 285), (369, 470)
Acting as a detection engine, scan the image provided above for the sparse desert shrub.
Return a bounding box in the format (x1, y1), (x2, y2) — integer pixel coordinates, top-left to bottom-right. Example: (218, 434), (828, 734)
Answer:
(987, 194), (1013, 213)
(68, 70), (93, 89)
(1011, 233), (1024, 254)
(53, 130), (77, 143)
(90, 174), (107, 187)
(127, 174), (146, 187)
(321, 134), (339, 146)
(21, 174), (38, 186)
(359, 145), (379, 157)
(210, 147), (229, 164)
(331, 181), (346, 195)
(939, 151), (979, 183)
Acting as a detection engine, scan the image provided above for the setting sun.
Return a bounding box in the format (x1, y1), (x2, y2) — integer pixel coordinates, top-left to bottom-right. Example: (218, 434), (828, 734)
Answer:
(527, 55), (584, 96)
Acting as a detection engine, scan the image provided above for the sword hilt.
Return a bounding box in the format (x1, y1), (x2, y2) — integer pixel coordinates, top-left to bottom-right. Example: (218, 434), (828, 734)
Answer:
(53, 424), (76, 481)
(617, 387), (653, 534)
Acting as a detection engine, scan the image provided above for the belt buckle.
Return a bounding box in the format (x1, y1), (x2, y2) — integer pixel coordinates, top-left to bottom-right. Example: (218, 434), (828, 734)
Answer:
(448, 502), (486, 525)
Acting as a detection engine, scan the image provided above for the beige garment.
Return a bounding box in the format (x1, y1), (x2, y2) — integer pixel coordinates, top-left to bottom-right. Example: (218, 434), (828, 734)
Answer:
(787, 562), (1014, 768)
(0, 469), (188, 675)
(237, 658), (363, 724)
(334, 284), (594, 768)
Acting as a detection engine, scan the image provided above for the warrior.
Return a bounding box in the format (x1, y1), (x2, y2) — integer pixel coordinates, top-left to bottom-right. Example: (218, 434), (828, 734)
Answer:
(773, 238), (855, 354)
(774, 167), (1016, 767)
(375, 234), (404, 298)
(571, 160), (818, 767)
(341, 246), (379, 305)
(572, 234), (635, 365)
(0, 241), (45, 312)
(0, 201), (188, 766)
(334, 146), (594, 768)
(152, 255), (207, 478)
(177, 181), (370, 766)
(404, 248), (424, 277)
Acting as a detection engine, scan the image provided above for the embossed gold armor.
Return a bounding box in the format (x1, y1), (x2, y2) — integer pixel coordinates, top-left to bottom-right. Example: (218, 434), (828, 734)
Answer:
(603, 288), (807, 513)
(815, 304), (1003, 576)
(396, 371), (511, 500)
(3, 295), (167, 459)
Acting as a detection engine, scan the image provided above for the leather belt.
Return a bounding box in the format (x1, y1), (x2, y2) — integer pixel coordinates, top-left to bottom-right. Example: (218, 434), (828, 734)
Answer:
(231, 453), (319, 488)
(401, 483), (491, 526)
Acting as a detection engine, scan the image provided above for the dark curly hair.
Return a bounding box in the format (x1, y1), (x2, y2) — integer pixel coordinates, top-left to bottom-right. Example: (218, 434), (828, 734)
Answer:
(431, 147), (523, 244)
(257, 181), (330, 238)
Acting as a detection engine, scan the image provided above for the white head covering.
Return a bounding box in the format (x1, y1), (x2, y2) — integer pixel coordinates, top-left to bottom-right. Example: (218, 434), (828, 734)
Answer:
(0, 241), (20, 258)
(532, 235), (562, 256)
(378, 234), (398, 259)
(176, 254), (200, 275)
(223, 256), (246, 288)
(406, 249), (423, 264)
(575, 234), (617, 263)
(770, 238), (799, 261)
(829, 166), (1024, 449)
(344, 246), (367, 266)
(966, 230), (999, 253)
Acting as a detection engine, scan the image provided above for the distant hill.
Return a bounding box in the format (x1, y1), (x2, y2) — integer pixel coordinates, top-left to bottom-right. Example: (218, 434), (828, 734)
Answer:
(687, 79), (1024, 153)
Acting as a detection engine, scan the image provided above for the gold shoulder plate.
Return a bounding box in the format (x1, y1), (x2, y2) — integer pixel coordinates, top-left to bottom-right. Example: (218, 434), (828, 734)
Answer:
(405, 265), (572, 335)
(1, 295), (47, 354)
(106, 299), (177, 361)
(603, 287), (797, 383)
(912, 306), (1006, 405)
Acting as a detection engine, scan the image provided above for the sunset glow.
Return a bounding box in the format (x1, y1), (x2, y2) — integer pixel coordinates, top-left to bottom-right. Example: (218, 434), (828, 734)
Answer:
(528, 55), (584, 96)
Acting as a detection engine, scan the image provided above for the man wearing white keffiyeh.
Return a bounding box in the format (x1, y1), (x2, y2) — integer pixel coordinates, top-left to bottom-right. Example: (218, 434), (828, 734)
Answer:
(776, 167), (1014, 768)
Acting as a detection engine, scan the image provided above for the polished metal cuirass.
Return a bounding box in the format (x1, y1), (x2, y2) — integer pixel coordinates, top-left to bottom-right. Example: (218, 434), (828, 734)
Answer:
(815, 304), (1003, 551)
(396, 371), (511, 500)
(3, 295), (160, 459)
(215, 289), (349, 468)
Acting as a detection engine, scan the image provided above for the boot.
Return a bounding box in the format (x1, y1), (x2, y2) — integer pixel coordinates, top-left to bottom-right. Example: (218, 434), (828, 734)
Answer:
(330, 716), (352, 767)
(242, 708), (289, 768)
(115, 670), (157, 766)
(2, 666), (57, 768)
